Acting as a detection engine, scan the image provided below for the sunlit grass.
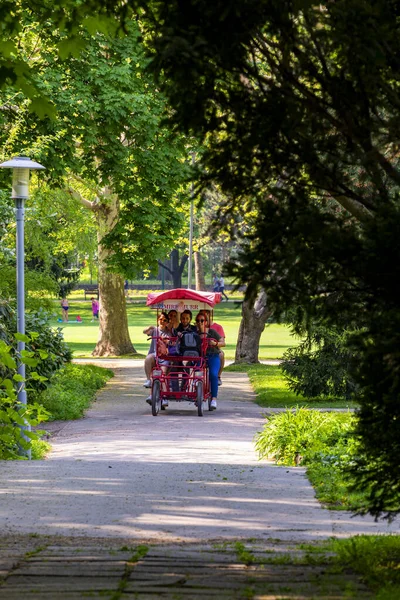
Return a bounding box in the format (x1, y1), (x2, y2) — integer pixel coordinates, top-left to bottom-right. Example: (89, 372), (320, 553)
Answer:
(225, 363), (358, 408)
(49, 297), (300, 359)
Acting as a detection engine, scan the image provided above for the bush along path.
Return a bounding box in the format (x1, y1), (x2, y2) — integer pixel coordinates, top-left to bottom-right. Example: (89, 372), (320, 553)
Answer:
(1, 360), (400, 598)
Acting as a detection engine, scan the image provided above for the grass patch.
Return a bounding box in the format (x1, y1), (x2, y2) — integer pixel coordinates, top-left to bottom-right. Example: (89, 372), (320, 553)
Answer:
(225, 363), (358, 408)
(328, 536), (400, 599)
(234, 536), (400, 598)
(31, 439), (51, 460)
(38, 363), (114, 420)
(307, 460), (367, 511)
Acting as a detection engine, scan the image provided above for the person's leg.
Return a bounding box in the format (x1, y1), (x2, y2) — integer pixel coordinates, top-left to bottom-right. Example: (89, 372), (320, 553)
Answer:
(144, 354), (155, 398)
(144, 354), (155, 379)
(181, 361), (190, 392)
(208, 353), (221, 399)
(168, 364), (180, 392)
(218, 350), (225, 384)
(160, 364), (170, 406)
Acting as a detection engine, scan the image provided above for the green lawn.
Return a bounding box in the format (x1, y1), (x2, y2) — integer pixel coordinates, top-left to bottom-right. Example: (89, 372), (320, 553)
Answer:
(51, 296), (300, 359)
(225, 363), (358, 409)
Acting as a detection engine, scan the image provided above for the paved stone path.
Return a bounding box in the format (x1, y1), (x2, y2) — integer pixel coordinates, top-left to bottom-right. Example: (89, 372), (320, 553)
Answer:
(0, 536), (372, 599)
(0, 359), (397, 597)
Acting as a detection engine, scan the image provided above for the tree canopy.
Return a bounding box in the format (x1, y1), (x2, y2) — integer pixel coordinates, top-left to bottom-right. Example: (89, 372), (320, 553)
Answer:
(0, 17), (191, 277)
(137, 0), (400, 518)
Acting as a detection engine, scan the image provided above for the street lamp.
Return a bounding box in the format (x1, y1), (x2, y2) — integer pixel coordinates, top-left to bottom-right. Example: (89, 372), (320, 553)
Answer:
(187, 189), (194, 289)
(0, 156), (45, 458)
(187, 152), (195, 289)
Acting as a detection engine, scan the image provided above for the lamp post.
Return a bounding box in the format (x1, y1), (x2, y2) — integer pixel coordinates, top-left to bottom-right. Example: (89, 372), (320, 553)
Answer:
(187, 153), (195, 289)
(0, 157), (45, 458)
(187, 191), (194, 289)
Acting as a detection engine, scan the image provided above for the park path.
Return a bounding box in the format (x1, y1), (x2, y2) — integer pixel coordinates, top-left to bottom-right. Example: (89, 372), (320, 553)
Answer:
(0, 359), (399, 598)
(1, 359), (399, 542)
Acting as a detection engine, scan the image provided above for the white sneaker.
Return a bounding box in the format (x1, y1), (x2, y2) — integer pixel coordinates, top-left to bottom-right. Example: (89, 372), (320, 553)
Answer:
(210, 398), (217, 410)
(145, 395), (152, 405)
(143, 379), (151, 388)
(162, 398), (169, 407)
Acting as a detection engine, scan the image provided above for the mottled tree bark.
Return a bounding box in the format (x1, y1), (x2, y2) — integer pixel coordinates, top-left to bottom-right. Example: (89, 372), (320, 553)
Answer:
(194, 250), (206, 290)
(234, 289), (272, 363)
(92, 191), (136, 356)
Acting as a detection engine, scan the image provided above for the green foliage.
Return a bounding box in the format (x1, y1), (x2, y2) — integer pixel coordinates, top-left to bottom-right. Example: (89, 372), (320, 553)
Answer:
(307, 458), (368, 512)
(0, 184), (82, 307)
(0, 19), (192, 279)
(255, 407), (355, 466)
(38, 363), (113, 420)
(24, 311), (72, 399)
(0, 336), (50, 460)
(329, 536), (400, 598)
(281, 324), (358, 400)
(0, 1), (135, 106)
(31, 439), (51, 460)
(0, 299), (13, 342)
(0, 305), (72, 400)
(254, 406), (398, 512)
(138, 0), (400, 519)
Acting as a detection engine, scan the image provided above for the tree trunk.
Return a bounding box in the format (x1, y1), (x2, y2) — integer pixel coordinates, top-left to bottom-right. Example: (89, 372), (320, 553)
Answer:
(234, 289), (272, 363)
(93, 192), (136, 356)
(159, 248), (188, 288)
(194, 250), (206, 290)
(158, 256), (172, 281)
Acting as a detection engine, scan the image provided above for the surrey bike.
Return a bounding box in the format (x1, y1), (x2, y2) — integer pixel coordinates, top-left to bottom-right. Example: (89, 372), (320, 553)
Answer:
(145, 288), (221, 416)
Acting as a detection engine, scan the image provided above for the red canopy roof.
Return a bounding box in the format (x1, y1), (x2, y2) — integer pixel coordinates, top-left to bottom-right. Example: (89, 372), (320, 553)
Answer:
(146, 288), (221, 307)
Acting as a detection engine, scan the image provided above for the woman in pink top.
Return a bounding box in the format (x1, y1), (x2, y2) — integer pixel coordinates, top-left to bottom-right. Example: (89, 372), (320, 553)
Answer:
(91, 297), (99, 321)
(199, 309), (225, 386)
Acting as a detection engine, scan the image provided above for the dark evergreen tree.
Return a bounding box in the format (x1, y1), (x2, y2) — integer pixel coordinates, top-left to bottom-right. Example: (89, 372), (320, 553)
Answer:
(137, 0), (400, 518)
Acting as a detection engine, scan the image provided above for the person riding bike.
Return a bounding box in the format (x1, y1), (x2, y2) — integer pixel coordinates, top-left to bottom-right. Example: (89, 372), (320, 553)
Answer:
(195, 312), (225, 410)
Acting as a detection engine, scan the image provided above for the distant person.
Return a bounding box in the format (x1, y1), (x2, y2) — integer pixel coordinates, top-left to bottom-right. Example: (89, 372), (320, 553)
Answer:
(91, 297), (99, 321)
(60, 297), (69, 322)
(124, 280), (129, 297)
(212, 273), (220, 292)
(219, 275), (229, 301)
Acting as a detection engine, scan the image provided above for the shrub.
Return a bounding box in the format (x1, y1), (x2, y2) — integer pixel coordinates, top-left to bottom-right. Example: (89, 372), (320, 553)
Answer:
(281, 324), (358, 400)
(255, 407), (355, 466)
(31, 439), (51, 460)
(38, 363), (113, 420)
(0, 336), (50, 460)
(0, 305), (71, 400)
(254, 407), (378, 510)
(24, 310), (72, 400)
